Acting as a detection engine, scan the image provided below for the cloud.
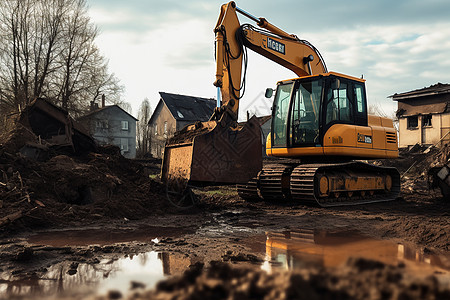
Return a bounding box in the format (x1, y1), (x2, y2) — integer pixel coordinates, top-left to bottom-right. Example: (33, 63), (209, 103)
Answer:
(87, 0), (450, 116)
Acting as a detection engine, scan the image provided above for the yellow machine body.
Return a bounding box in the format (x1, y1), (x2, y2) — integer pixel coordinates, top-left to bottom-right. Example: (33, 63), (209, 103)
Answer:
(266, 113), (398, 159)
(266, 72), (398, 160)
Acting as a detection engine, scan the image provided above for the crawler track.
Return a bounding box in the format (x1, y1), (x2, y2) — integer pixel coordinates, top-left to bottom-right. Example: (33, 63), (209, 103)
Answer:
(237, 161), (401, 207)
(259, 164), (292, 201)
(237, 177), (260, 201)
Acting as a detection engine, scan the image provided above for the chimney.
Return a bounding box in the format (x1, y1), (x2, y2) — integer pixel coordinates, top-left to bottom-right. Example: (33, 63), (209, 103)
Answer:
(102, 94), (106, 108)
(90, 101), (99, 112)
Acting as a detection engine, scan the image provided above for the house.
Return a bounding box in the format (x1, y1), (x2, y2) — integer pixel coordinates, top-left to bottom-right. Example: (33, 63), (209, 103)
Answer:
(78, 96), (138, 158)
(148, 92), (216, 158)
(391, 83), (450, 149)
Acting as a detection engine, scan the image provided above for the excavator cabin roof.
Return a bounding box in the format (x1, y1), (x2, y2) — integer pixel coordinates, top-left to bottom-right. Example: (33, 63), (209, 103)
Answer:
(277, 71), (366, 85)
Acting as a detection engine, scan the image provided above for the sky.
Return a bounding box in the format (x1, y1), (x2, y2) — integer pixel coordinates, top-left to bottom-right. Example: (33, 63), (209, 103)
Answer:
(86, 0), (450, 120)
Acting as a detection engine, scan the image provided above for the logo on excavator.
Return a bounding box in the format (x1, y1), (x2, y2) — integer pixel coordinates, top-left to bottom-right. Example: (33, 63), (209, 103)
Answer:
(332, 136), (343, 144)
(357, 133), (372, 144)
(267, 37), (285, 55)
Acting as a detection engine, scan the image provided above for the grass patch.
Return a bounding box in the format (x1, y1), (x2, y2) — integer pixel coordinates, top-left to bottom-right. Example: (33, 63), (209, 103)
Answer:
(195, 187), (236, 197)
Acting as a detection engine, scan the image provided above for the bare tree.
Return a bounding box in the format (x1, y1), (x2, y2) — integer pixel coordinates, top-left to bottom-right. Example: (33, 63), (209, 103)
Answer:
(369, 103), (399, 132)
(57, 0), (96, 111)
(33, 0), (67, 101)
(136, 98), (152, 157)
(0, 0), (123, 121)
(84, 53), (125, 114)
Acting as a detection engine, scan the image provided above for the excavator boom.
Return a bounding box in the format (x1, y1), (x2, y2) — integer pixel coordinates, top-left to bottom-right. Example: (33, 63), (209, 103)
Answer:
(212, 1), (327, 121)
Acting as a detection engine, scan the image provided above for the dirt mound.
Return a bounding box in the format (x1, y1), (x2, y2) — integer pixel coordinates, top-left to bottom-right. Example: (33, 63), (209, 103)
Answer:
(374, 144), (448, 196)
(108, 259), (449, 300)
(0, 122), (39, 154)
(0, 118), (171, 235)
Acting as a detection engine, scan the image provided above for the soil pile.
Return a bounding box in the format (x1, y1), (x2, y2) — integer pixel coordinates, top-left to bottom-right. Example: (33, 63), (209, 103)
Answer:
(106, 259), (450, 300)
(0, 119), (170, 235)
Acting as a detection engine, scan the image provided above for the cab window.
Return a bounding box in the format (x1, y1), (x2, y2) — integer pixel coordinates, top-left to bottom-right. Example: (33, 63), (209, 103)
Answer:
(272, 82), (293, 147)
(291, 79), (322, 145)
(325, 79), (353, 125)
(354, 82), (368, 125)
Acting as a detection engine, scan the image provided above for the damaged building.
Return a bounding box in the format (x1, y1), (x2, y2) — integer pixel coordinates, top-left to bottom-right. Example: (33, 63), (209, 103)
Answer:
(392, 83), (450, 149)
(17, 98), (96, 158)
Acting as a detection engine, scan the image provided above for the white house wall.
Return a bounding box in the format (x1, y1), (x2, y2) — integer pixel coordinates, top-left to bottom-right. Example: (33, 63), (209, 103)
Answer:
(399, 113), (450, 148)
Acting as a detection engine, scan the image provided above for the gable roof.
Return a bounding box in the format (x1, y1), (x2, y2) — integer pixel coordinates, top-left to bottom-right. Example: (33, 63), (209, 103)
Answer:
(390, 83), (450, 101)
(79, 105), (138, 121)
(396, 102), (450, 117)
(157, 92), (216, 122)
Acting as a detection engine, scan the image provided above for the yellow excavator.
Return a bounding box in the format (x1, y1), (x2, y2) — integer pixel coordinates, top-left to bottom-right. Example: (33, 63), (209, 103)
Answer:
(161, 1), (400, 207)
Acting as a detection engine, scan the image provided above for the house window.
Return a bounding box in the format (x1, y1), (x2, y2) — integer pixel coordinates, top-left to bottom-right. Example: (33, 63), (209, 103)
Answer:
(164, 121), (168, 134)
(95, 120), (108, 128)
(422, 114), (432, 127)
(121, 121), (129, 130)
(154, 124), (158, 135)
(407, 116), (418, 129)
(120, 138), (129, 152)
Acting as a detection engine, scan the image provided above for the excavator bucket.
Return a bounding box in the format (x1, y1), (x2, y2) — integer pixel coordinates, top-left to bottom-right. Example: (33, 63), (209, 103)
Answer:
(161, 115), (262, 187)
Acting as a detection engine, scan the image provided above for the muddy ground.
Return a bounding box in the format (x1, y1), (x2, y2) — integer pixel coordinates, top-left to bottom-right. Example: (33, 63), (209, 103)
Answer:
(0, 123), (449, 299)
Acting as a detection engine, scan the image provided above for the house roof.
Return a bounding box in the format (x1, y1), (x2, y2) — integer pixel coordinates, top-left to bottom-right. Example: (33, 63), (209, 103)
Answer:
(79, 105), (138, 121)
(157, 92), (216, 122)
(396, 102), (450, 117)
(390, 83), (450, 101)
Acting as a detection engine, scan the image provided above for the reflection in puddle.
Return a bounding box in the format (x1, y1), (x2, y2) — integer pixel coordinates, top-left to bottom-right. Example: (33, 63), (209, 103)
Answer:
(262, 229), (450, 283)
(26, 225), (189, 247)
(0, 251), (202, 299)
(2, 227), (449, 299)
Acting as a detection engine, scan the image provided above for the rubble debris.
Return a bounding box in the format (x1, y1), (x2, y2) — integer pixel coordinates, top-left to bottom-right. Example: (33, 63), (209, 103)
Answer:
(428, 161), (450, 199)
(0, 208), (37, 228)
(0, 100), (172, 235)
(19, 143), (49, 161)
(376, 143), (450, 197)
(18, 98), (96, 155)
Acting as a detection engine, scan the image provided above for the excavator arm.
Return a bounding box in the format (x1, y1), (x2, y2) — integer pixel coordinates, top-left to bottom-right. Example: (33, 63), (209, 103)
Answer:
(212, 1), (327, 121)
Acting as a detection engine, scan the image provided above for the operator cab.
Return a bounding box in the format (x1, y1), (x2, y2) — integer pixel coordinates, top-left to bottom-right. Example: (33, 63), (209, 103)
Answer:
(271, 72), (368, 149)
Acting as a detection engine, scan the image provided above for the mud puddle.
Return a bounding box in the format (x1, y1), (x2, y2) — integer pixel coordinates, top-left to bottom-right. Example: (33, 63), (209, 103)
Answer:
(0, 251), (197, 299)
(1, 226), (449, 299)
(251, 229), (450, 284)
(0, 225), (199, 299)
(26, 225), (195, 247)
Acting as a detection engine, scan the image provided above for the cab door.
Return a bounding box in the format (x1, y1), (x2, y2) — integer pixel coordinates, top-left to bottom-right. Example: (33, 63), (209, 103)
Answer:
(271, 82), (294, 148)
(289, 79), (323, 147)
